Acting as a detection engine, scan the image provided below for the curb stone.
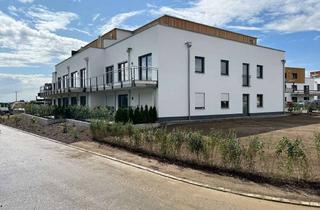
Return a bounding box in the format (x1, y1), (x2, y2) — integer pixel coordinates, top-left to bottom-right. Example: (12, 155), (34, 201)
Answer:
(1, 124), (319, 208)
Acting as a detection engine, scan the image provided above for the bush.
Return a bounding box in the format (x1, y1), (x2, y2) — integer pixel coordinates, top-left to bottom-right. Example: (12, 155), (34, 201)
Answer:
(243, 136), (264, 171)
(187, 131), (206, 158)
(314, 132), (320, 159)
(218, 132), (242, 168)
(115, 105), (158, 124)
(276, 137), (309, 178)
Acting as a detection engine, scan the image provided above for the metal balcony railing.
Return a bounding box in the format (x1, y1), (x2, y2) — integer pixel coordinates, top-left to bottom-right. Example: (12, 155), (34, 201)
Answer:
(38, 66), (158, 97)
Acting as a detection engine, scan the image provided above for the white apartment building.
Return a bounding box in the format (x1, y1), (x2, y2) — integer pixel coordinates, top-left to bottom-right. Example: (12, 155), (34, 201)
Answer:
(39, 15), (285, 121)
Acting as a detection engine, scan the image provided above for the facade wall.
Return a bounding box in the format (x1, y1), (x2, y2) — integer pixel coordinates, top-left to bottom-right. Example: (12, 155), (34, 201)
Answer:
(157, 25), (285, 119)
(285, 78), (319, 103)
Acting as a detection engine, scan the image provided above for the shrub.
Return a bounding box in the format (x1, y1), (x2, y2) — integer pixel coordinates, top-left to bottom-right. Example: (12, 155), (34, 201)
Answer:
(243, 136), (264, 171)
(115, 108), (129, 123)
(167, 129), (186, 156)
(187, 131), (206, 159)
(218, 132), (242, 168)
(276, 137), (308, 178)
(314, 132), (320, 159)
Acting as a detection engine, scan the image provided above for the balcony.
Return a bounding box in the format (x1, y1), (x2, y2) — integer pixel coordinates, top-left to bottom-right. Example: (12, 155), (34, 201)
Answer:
(38, 66), (158, 97)
(286, 89), (320, 96)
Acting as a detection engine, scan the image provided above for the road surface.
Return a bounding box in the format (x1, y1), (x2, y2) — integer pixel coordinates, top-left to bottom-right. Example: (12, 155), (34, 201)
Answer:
(0, 124), (316, 210)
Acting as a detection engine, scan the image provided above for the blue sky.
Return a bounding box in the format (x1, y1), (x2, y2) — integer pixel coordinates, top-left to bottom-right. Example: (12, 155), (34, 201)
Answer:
(0, 0), (319, 102)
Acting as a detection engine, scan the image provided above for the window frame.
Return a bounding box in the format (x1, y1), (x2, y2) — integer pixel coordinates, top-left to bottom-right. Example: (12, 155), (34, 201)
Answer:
(242, 63), (250, 87)
(195, 92), (205, 110)
(257, 94), (263, 108)
(221, 93), (230, 109)
(105, 65), (114, 84)
(221, 60), (229, 76)
(292, 73), (298, 79)
(257, 65), (263, 79)
(195, 56), (205, 73)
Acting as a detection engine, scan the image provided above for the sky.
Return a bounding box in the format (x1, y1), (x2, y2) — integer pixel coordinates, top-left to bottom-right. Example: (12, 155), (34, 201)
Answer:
(0, 0), (319, 102)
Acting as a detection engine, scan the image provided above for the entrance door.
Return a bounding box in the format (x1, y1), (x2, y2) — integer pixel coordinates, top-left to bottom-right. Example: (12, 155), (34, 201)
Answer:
(118, 94), (128, 108)
(242, 94), (249, 115)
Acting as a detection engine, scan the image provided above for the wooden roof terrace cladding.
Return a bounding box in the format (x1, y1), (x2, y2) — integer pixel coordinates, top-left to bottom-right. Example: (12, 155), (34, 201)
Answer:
(134, 15), (257, 45)
(285, 67), (305, 84)
(79, 29), (118, 52)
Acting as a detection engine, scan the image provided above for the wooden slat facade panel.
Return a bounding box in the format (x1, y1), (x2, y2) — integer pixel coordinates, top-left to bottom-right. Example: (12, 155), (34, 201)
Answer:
(285, 67), (305, 84)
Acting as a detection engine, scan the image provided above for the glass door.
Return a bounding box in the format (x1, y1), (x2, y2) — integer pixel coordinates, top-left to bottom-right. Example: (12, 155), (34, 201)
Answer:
(138, 54), (152, 80)
(243, 94), (249, 115)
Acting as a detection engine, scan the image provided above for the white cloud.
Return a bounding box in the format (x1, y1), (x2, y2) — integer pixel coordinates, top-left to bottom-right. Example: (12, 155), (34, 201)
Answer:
(100, 10), (144, 34)
(92, 13), (100, 22)
(18, 0), (34, 3)
(314, 35), (320, 41)
(0, 73), (51, 102)
(0, 10), (86, 67)
(151, 0), (320, 33)
(26, 5), (79, 32)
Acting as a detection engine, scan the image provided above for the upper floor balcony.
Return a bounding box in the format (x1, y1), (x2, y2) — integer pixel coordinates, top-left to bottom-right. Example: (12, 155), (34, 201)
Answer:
(285, 88), (320, 96)
(38, 66), (158, 97)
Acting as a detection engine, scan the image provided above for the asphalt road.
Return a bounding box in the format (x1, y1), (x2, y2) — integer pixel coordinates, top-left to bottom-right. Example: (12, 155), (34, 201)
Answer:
(0, 124), (316, 210)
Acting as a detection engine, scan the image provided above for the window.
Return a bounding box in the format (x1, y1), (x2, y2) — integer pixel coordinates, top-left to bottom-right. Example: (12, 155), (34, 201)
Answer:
(242, 63), (250, 86)
(318, 84), (320, 91)
(138, 54), (152, 80)
(63, 75), (68, 89)
(221, 60), (229, 75)
(257, 94), (263, 108)
(57, 98), (61, 106)
(304, 97), (310, 101)
(118, 62), (128, 82)
(57, 77), (61, 89)
(292, 73), (298, 79)
(285, 73), (287, 79)
(62, 97), (69, 106)
(292, 97), (297, 103)
(80, 68), (86, 88)
(292, 85), (297, 91)
(195, 56), (205, 73)
(257, 65), (263, 79)
(221, 93), (229, 109)
(195, 92), (205, 109)
(70, 72), (77, 88)
(71, 97), (77, 105)
(106, 65), (114, 84)
(304, 85), (309, 93)
(80, 96), (86, 106)
(118, 94), (128, 108)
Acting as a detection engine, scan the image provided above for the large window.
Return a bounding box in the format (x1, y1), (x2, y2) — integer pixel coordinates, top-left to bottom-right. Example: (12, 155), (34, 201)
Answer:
(292, 97), (297, 102)
(118, 94), (128, 108)
(71, 97), (77, 105)
(80, 96), (86, 106)
(80, 68), (86, 88)
(221, 60), (229, 75)
(257, 94), (263, 108)
(57, 77), (61, 89)
(118, 62), (128, 82)
(292, 84), (297, 91)
(62, 97), (69, 106)
(70, 71), (77, 88)
(195, 92), (205, 109)
(195, 56), (205, 73)
(242, 63), (250, 86)
(304, 97), (310, 101)
(221, 93), (229, 109)
(257, 65), (263, 79)
(304, 85), (309, 93)
(63, 75), (68, 89)
(138, 54), (152, 80)
(106, 65), (114, 84)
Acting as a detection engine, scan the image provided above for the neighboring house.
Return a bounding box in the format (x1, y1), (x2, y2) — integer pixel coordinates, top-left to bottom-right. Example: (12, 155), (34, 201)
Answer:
(285, 67), (320, 103)
(38, 15), (285, 121)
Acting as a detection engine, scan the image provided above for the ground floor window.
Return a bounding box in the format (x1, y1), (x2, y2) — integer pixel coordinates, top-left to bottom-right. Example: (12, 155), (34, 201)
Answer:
(71, 97), (77, 105)
(221, 93), (229, 109)
(257, 94), (263, 108)
(304, 97), (310, 101)
(53, 99), (56, 105)
(62, 97), (69, 106)
(58, 98), (61, 106)
(195, 92), (205, 109)
(118, 94), (128, 108)
(80, 96), (86, 106)
(292, 97), (297, 102)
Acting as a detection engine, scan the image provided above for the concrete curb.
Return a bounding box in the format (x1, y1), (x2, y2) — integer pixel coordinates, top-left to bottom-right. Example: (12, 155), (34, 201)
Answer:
(1, 124), (319, 208)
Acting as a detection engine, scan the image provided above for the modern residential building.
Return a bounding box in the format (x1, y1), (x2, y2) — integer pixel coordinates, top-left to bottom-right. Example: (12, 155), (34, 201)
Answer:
(285, 67), (320, 103)
(38, 15), (285, 121)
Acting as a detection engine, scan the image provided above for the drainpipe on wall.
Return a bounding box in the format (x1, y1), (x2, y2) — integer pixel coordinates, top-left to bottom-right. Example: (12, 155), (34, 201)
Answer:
(281, 59), (286, 113)
(127, 47), (132, 107)
(185, 41), (192, 120)
(85, 57), (89, 106)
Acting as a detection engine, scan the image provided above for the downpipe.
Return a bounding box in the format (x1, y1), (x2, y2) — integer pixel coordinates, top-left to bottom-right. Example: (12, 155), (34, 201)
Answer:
(185, 41), (192, 120)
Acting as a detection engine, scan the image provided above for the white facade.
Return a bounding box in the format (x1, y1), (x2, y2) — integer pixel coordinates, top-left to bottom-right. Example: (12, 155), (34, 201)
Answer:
(41, 17), (285, 121)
